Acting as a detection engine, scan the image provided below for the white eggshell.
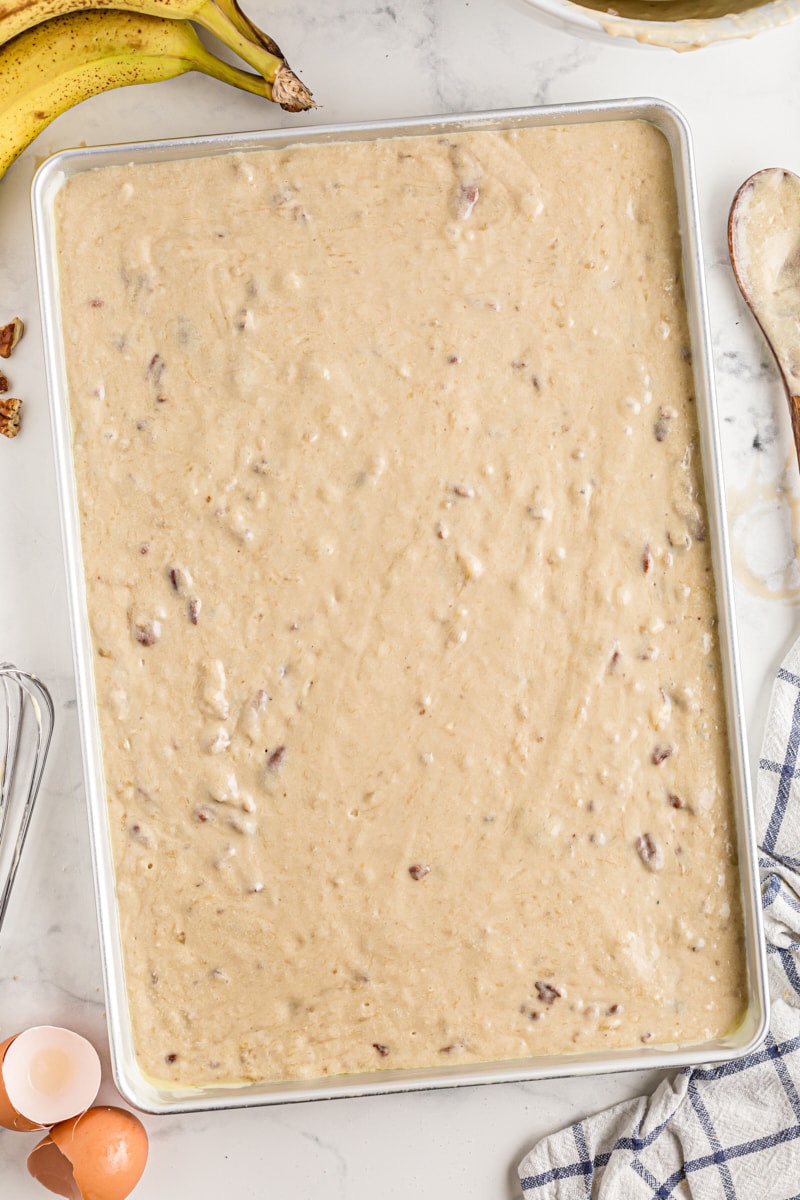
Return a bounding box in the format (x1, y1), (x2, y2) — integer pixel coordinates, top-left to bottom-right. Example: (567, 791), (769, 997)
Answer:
(2, 1026), (101, 1127)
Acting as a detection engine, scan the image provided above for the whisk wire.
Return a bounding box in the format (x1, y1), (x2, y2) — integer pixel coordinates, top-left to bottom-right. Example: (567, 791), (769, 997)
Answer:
(0, 664), (54, 934)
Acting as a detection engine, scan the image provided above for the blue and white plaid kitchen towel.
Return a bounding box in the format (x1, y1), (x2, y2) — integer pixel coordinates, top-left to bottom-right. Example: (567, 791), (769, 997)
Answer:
(518, 640), (800, 1199)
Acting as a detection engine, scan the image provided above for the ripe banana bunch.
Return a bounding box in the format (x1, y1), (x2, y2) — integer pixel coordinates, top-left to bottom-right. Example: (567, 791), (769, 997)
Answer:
(0, 0), (313, 183)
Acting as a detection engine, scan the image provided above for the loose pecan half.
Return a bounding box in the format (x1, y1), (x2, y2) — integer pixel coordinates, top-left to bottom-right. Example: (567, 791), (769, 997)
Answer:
(0, 318), (23, 359)
(0, 396), (21, 438)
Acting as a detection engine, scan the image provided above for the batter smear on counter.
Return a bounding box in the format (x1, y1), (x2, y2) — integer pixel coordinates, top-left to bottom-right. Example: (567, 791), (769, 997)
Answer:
(55, 119), (747, 1087)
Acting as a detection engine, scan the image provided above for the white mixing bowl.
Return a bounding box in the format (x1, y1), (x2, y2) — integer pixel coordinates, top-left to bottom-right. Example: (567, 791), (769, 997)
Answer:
(520, 0), (800, 49)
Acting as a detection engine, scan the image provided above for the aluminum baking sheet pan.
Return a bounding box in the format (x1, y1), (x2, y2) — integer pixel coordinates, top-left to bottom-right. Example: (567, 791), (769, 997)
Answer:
(32, 98), (768, 1114)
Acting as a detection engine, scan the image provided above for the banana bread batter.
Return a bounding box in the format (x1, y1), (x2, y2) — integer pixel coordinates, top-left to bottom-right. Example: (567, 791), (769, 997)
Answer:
(55, 119), (747, 1087)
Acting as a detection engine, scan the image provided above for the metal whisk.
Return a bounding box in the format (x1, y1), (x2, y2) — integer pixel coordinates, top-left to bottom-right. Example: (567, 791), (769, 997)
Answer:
(0, 664), (54, 934)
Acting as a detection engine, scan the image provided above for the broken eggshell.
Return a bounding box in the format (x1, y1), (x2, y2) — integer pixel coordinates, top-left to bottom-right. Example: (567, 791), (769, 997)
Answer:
(0, 1034), (39, 1131)
(0, 1027), (101, 1131)
(27, 1105), (148, 1200)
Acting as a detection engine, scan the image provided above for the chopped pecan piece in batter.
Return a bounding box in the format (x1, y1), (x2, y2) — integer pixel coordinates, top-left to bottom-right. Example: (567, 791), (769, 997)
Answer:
(266, 744), (286, 772)
(635, 833), (664, 872)
(147, 352), (165, 384)
(454, 183), (479, 220)
(535, 981), (563, 1005)
(653, 407), (673, 442)
(169, 564), (194, 594)
(133, 617), (161, 647)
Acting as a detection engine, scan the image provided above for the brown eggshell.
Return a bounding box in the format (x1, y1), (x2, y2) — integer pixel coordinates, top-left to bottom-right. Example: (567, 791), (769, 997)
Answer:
(36, 1106), (149, 1200)
(26, 1134), (79, 1198)
(0, 1034), (42, 1132)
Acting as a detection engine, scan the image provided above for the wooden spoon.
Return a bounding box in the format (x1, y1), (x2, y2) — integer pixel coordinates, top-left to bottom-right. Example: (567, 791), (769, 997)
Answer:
(729, 168), (800, 465)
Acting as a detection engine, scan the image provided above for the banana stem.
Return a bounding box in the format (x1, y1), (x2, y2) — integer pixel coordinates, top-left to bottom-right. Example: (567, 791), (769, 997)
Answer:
(192, 42), (270, 98)
(197, 0), (281, 79)
(196, 0), (313, 110)
(212, 0), (284, 58)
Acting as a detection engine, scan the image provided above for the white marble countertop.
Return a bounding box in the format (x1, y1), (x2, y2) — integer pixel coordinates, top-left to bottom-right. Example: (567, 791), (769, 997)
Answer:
(1, 2), (799, 1195)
